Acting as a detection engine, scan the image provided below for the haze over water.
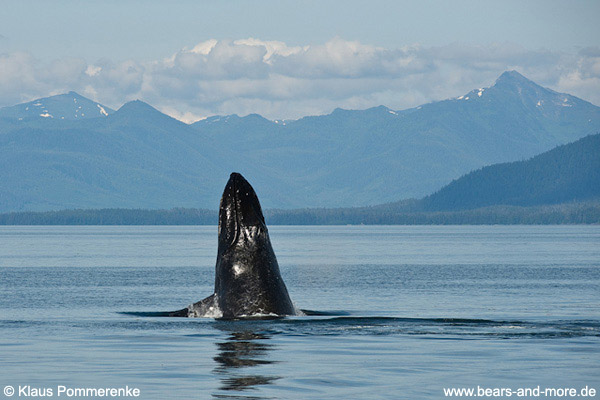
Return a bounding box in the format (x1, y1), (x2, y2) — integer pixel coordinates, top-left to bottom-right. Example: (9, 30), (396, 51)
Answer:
(1, 225), (599, 399)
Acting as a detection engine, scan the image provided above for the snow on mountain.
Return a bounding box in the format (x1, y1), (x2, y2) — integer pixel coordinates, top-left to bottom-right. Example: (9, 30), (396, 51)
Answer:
(0, 92), (114, 121)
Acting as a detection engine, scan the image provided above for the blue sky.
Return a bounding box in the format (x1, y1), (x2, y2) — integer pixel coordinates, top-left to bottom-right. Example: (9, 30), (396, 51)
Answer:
(1, 0), (599, 121)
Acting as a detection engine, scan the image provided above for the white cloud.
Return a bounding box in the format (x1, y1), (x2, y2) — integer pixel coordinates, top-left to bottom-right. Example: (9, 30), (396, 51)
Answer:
(158, 105), (206, 124)
(554, 47), (600, 104)
(1, 38), (599, 120)
(189, 39), (218, 56)
(85, 65), (102, 77)
(0, 52), (44, 104)
(233, 38), (306, 63)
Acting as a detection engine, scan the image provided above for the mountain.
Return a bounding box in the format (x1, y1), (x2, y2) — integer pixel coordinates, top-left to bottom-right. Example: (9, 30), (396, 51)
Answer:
(0, 92), (114, 121)
(0, 99), (233, 212)
(0, 98), (298, 212)
(0, 71), (599, 212)
(419, 134), (600, 211)
(189, 70), (600, 206)
(4, 135), (599, 225)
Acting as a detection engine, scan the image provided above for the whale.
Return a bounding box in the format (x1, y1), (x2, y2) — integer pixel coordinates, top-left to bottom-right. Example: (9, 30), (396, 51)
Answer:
(168, 172), (297, 319)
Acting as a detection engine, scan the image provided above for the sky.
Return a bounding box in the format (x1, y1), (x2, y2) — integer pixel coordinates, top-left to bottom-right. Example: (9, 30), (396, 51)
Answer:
(1, 0), (599, 122)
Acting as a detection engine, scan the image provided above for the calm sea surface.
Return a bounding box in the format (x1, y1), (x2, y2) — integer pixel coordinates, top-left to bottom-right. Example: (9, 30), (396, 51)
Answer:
(1, 225), (599, 399)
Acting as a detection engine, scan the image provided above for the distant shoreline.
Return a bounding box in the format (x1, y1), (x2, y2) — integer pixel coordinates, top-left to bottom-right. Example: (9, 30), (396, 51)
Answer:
(1, 202), (598, 225)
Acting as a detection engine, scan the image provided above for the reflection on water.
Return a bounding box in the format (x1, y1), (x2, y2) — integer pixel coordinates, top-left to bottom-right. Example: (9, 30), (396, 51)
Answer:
(212, 325), (281, 398)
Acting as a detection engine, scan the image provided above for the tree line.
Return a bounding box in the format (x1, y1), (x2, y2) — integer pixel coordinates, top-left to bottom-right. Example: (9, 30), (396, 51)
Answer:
(1, 201), (598, 225)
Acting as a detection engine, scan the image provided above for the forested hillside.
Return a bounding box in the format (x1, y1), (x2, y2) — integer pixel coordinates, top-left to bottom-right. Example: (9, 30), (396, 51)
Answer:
(421, 134), (600, 211)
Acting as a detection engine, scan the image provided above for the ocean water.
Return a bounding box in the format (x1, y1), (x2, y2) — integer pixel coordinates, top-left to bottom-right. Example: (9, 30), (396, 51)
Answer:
(0, 225), (599, 399)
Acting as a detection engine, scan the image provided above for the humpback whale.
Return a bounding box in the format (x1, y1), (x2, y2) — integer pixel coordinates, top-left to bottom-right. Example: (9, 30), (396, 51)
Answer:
(170, 172), (297, 319)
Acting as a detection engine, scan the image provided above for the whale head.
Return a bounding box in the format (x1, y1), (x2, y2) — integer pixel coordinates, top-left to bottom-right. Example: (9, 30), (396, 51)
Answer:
(214, 172), (295, 318)
(218, 172), (267, 256)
